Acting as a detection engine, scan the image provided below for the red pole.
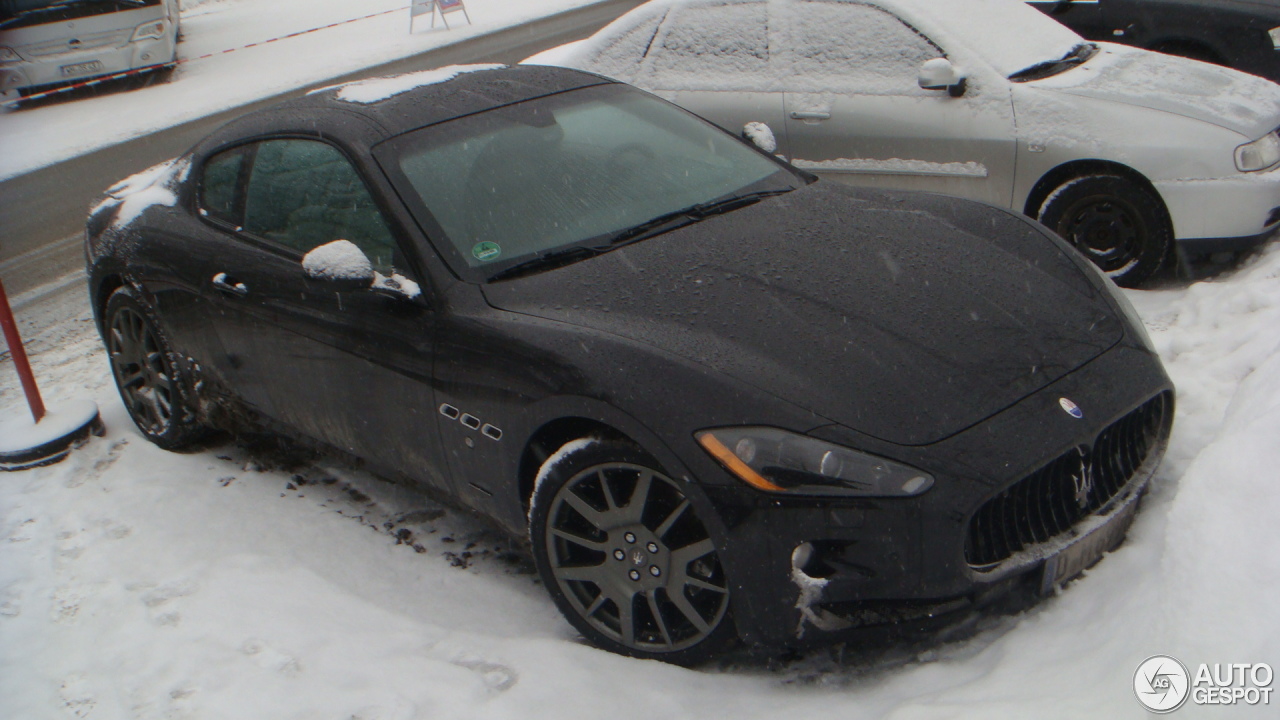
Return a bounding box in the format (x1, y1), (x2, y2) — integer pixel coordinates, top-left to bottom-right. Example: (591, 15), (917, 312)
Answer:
(0, 277), (46, 424)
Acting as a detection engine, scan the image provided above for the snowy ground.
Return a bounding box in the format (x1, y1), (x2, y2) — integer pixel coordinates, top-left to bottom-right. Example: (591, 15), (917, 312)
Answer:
(2, 246), (1278, 718)
(0, 0), (608, 181)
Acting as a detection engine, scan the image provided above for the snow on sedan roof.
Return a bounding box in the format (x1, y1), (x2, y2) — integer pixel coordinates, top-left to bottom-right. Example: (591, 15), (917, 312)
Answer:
(311, 64), (506, 104)
(549, 0), (1084, 80)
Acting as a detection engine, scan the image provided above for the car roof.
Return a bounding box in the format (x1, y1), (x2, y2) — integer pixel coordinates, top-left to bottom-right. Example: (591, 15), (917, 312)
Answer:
(195, 64), (615, 155)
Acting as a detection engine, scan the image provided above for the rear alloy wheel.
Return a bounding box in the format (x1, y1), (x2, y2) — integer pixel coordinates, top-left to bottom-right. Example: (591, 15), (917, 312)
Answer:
(530, 441), (736, 664)
(1038, 174), (1172, 287)
(105, 287), (204, 449)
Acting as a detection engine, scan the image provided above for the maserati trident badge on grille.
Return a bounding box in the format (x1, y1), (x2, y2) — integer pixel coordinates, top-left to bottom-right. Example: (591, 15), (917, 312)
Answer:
(1059, 397), (1084, 419)
(1073, 455), (1094, 510)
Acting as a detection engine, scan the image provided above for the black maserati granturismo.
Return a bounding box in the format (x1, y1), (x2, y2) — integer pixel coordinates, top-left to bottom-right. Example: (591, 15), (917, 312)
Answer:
(85, 64), (1174, 663)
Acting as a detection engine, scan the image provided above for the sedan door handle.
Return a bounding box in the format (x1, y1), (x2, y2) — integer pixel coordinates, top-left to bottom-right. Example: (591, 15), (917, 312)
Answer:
(211, 272), (248, 296)
(789, 110), (831, 120)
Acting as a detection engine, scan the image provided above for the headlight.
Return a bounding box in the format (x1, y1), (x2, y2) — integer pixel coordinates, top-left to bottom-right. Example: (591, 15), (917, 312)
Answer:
(696, 427), (934, 497)
(0, 47), (20, 64)
(132, 21), (166, 42)
(1235, 131), (1280, 172)
(1270, 26), (1280, 49)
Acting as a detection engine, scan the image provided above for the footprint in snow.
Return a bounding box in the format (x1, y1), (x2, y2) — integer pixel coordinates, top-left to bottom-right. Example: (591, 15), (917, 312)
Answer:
(451, 657), (518, 693)
(241, 638), (303, 677)
(59, 674), (96, 718)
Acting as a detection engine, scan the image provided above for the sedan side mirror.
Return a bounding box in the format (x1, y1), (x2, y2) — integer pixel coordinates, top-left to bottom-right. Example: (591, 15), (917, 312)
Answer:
(302, 239), (375, 292)
(919, 58), (967, 97)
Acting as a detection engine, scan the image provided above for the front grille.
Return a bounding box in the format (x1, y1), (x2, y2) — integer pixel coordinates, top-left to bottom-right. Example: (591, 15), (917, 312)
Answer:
(965, 391), (1173, 568)
(23, 30), (131, 58)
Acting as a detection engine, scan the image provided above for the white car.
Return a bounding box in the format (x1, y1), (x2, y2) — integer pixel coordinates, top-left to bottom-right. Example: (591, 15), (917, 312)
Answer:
(529, 0), (1280, 285)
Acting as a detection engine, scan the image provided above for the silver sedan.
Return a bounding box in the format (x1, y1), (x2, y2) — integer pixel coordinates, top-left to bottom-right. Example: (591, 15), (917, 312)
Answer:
(531, 0), (1280, 285)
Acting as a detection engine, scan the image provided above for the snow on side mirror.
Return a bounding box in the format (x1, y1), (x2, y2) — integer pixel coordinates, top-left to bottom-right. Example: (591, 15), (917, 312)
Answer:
(302, 239), (375, 292)
(742, 121), (777, 153)
(919, 58), (967, 97)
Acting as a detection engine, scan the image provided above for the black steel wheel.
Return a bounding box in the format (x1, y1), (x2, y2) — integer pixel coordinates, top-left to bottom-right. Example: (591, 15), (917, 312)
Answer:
(1038, 174), (1172, 287)
(104, 286), (204, 449)
(530, 441), (736, 664)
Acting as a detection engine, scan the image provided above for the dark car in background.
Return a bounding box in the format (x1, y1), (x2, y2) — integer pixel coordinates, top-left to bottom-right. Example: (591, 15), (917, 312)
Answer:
(1029, 0), (1280, 81)
(85, 64), (1174, 663)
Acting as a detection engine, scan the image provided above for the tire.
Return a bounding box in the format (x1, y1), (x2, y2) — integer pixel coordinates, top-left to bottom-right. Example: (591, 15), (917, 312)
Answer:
(104, 286), (205, 450)
(1037, 174), (1172, 287)
(529, 440), (737, 664)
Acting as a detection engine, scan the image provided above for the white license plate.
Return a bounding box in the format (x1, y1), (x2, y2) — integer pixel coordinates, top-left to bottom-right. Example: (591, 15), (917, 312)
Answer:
(1040, 497), (1139, 594)
(60, 60), (104, 77)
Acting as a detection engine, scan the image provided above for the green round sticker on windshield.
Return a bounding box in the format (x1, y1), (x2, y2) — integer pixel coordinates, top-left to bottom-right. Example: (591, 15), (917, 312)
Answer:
(472, 241), (502, 262)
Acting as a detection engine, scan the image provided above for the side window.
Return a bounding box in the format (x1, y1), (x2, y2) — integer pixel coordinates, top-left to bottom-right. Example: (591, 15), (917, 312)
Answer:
(199, 148), (246, 225)
(788, 1), (943, 94)
(242, 139), (398, 272)
(648, 2), (770, 90)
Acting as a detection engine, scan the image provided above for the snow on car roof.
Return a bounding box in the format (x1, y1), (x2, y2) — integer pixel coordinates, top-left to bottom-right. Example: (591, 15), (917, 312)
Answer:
(312, 64), (507, 105)
(548, 0), (1083, 80)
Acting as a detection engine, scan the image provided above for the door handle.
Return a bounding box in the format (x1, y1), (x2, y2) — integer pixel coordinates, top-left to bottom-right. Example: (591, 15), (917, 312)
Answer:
(211, 272), (248, 296)
(789, 110), (831, 120)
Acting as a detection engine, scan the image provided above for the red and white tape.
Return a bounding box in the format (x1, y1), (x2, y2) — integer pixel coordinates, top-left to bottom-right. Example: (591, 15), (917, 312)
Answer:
(5, 4), (411, 107)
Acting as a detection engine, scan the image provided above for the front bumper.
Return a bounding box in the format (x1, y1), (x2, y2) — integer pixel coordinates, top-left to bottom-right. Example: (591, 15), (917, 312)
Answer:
(693, 341), (1173, 648)
(1156, 165), (1280, 244)
(0, 36), (175, 93)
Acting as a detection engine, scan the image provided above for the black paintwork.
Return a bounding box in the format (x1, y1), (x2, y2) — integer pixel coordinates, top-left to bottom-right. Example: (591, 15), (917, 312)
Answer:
(84, 65), (1173, 649)
(1029, 0), (1280, 82)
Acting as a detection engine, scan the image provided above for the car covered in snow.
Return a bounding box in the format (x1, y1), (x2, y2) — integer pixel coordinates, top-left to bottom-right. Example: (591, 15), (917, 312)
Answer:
(85, 64), (1173, 663)
(0, 0), (179, 97)
(527, 0), (1280, 286)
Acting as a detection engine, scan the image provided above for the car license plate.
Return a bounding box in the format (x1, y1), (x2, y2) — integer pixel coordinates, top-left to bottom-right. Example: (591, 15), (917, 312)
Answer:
(60, 60), (104, 78)
(1040, 497), (1139, 594)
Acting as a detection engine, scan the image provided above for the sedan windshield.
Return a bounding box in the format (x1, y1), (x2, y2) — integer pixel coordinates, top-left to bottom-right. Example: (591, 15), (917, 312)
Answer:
(380, 83), (803, 281)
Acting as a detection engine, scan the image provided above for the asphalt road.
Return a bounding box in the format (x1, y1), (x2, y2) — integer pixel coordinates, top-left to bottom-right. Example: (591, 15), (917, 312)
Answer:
(0, 0), (640, 299)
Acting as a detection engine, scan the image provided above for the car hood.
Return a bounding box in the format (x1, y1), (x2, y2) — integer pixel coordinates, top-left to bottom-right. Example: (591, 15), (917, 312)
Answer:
(481, 185), (1123, 446)
(1035, 43), (1280, 138)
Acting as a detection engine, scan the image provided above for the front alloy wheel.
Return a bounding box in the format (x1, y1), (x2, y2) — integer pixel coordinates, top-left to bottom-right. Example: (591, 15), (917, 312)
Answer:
(531, 441), (735, 663)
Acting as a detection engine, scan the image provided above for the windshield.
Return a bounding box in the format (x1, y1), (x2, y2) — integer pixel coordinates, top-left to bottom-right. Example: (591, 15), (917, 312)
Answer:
(380, 83), (803, 281)
(888, 0), (1083, 78)
(0, 0), (158, 30)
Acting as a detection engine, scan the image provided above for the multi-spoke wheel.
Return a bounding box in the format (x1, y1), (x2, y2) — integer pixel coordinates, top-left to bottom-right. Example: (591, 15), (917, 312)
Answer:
(1037, 174), (1172, 287)
(530, 441), (736, 664)
(104, 286), (204, 449)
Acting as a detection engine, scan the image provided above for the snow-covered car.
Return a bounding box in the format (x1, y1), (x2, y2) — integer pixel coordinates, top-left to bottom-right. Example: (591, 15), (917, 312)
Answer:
(0, 0), (180, 96)
(527, 0), (1280, 285)
(85, 64), (1173, 663)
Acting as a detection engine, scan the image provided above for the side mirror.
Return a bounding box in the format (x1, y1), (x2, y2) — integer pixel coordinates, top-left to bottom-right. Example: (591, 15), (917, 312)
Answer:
(302, 239), (375, 292)
(918, 58), (967, 97)
(742, 121), (777, 153)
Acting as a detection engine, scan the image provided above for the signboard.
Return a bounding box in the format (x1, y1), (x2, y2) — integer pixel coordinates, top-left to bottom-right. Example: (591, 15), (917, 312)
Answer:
(409, 0), (471, 31)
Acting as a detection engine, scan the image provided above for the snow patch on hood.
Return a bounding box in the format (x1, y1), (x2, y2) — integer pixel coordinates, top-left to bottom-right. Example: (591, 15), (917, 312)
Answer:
(320, 64), (506, 104)
(1035, 44), (1280, 138)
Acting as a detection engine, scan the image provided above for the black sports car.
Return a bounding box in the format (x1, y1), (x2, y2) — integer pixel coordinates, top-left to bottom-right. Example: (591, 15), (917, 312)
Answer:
(85, 64), (1174, 663)
(1029, 0), (1280, 82)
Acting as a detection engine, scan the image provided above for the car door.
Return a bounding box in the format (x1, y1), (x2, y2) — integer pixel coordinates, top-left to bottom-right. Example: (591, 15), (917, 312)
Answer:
(636, 0), (791, 158)
(196, 137), (452, 493)
(780, 0), (1017, 207)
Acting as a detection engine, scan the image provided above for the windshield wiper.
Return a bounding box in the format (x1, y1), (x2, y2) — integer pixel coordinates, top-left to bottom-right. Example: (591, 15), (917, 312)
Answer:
(1009, 43), (1098, 82)
(486, 187), (794, 282)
